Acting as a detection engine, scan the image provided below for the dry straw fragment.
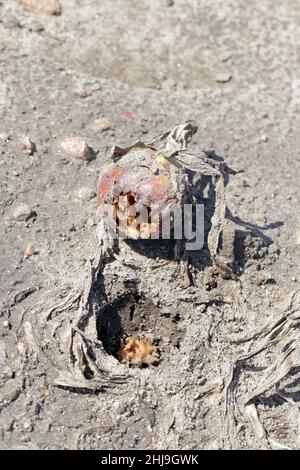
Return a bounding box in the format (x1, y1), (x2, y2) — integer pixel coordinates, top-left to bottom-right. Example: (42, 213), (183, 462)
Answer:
(224, 289), (300, 449)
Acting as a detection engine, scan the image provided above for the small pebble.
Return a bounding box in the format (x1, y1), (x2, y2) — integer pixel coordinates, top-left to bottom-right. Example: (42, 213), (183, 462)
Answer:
(28, 21), (44, 32)
(61, 136), (91, 161)
(77, 187), (96, 201)
(2, 367), (14, 379)
(13, 204), (32, 221)
(215, 73), (232, 83)
(0, 132), (10, 141)
(260, 134), (269, 143)
(86, 218), (95, 228)
(20, 136), (36, 155)
(122, 110), (134, 122)
(221, 52), (232, 62)
(74, 88), (89, 98)
(22, 421), (33, 431)
(24, 244), (38, 258)
(92, 118), (111, 132)
(2, 13), (20, 29)
(19, 0), (61, 16)
(3, 320), (10, 328)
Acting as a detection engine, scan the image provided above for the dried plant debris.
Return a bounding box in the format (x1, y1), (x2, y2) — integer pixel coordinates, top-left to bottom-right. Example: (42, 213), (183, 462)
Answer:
(119, 337), (159, 366)
(224, 289), (300, 449)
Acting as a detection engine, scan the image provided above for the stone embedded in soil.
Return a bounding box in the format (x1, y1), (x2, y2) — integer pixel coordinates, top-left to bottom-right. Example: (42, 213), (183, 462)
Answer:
(0, 132), (10, 141)
(22, 421), (33, 432)
(92, 118), (111, 132)
(19, 0), (62, 16)
(77, 187), (96, 201)
(61, 136), (91, 161)
(260, 134), (269, 143)
(13, 204), (32, 221)
(85, 218), (95, 228)
(122, 110), (134, 122)
(74, 88), (90, 98)
(24, 244), (38, 258)
(215, 72), (232, 83)
(28, 21), (45, 32)
(20, 136), (36, 155)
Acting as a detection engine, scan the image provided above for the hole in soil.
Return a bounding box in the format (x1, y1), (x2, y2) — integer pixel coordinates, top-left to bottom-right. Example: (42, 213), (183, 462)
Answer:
(96, 292), (185, 367)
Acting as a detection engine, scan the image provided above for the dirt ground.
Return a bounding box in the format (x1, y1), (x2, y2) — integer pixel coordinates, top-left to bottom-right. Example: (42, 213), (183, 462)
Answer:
(1, 0), (300, 450)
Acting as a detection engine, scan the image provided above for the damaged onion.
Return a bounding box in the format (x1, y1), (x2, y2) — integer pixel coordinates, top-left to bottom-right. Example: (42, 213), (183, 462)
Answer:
(97, 146), (186, 239)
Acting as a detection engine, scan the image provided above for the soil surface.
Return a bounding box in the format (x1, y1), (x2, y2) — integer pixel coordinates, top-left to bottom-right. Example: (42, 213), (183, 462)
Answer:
(1, 0), (300, 450)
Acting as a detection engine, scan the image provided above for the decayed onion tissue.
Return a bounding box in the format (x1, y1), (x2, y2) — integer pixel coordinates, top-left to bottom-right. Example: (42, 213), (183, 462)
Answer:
(119, 338), (159, 366)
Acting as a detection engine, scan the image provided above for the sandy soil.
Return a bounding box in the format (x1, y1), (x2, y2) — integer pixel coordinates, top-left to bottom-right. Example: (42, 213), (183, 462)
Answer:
(0, 0), (300, 450)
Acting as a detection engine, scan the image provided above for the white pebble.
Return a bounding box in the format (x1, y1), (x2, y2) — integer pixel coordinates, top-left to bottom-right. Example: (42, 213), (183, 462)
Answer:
(74, 88), (89, 98)
(0, 132), (10, 141)
(13, 204), (32, 221)
(92, 118), (111, 133)
(24, 243), (38, 258)
(215, 73), (232, 83)
(61, 136), (91, 161)
(20, 136), (35, 155)
(22, 421), (32, 431)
